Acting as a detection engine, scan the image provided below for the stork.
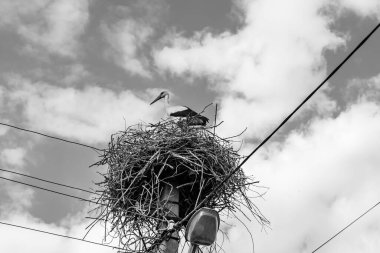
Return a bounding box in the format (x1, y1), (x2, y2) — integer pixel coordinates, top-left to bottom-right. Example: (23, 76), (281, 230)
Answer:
(150, 91), (209, 126)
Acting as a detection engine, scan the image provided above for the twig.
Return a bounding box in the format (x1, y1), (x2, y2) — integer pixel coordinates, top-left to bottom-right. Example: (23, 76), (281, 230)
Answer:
(90, 118), (268, 252)
(199, 103), (213, 114)
(214, 104), (218, 135)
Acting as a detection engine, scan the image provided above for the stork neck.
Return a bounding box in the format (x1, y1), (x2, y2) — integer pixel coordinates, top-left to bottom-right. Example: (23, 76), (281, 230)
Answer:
(164, 94), (170, 104)
(164, 95), (169, 115)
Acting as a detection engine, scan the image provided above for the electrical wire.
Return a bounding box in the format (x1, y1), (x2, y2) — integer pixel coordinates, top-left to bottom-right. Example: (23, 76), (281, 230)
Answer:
(311, 200), (380, 252)
(176, 22), (380, 227)
(0, 221), (126, 251)
(0, 19), (378, 253)
(0, 122), (104, 152)
(0, 168), (98, 195)
(0, 176), (98, 205)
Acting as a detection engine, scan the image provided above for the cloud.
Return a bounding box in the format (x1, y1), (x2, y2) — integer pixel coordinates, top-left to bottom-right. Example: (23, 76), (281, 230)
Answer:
(217, 78), (380, 253)
(0, 183), (34, 213)
(337, 0), (380, 18)
(0, 197), (115, 253)
(0, 126), (8, 136)
(101, 0), (168, 78)
(0, 0), (48, 25)
(61, 64), (89, 85)
(0, 139), (115, 253)
(0, 157), (116, 253)
(0, 144), (33, 213)
(4, 75), (162, 144)
(345, 74), (380, 104)
(0, 1), (379, 253)
(0, 0), (90, 57)
(0, 148), (27, 167)
(154, 0), (348, 138)
(0, 87), (8, 136)
(102, 18), (154, 78)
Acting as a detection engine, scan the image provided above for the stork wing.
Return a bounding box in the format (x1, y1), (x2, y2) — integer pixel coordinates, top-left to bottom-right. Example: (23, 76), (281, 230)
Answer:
(188, 115), (209, 126)
(168, 106), (198, 117)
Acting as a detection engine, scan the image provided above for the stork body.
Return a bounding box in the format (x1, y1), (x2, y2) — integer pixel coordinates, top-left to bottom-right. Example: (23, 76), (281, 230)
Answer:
(150, 91), (209, 126)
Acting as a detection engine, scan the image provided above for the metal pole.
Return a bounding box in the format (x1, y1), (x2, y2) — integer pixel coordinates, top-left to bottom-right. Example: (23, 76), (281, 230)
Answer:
(157, 183), (180, 253)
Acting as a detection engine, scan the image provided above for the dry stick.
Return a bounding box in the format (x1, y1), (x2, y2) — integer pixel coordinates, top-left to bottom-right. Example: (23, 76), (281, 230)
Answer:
(176, 22), (380, 229)
(94, 119), (256, 250)
(199, 103), (213, 114)
(233, 212), (255, 253)
(214, 104), (218, 135)
(137, 222), (148, 251)
(224, 127), (248, 140)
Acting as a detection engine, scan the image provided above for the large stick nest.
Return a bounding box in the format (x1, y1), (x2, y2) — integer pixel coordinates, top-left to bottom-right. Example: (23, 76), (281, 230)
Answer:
(89, 119), (268, 252)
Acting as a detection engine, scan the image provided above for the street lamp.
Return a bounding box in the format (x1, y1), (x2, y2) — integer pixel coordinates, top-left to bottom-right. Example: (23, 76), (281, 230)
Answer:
(185, 208), (220, 253)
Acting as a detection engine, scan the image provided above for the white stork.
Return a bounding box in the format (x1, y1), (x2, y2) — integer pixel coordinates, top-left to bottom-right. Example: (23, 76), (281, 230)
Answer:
(150, 91), (209, 126)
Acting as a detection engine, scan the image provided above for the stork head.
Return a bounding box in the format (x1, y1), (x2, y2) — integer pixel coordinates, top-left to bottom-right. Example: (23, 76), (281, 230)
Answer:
(150, 91), (169, 105)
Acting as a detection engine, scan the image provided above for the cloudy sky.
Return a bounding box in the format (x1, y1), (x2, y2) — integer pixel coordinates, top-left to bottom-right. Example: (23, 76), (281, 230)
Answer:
(0, 0), (380, 252)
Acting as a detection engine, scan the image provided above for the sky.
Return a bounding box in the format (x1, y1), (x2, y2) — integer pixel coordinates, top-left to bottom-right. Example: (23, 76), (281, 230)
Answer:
(0, 0), (380, 252)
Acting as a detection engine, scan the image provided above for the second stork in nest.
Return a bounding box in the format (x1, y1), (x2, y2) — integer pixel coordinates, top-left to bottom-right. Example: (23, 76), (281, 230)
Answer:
(150, 91), (209, 126)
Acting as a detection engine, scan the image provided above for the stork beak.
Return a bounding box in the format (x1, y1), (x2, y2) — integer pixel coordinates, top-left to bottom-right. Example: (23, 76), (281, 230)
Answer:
(150, 94), (163, 105)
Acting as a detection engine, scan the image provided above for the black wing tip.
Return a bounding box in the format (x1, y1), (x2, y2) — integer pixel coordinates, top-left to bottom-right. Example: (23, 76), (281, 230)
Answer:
(199, 115), (209, 125)
(180, 115), (209, 126)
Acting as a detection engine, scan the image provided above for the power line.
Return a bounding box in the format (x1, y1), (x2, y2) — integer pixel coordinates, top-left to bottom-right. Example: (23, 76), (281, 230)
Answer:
(0, 122), (104, 152)
(311, 200), (380, 252)
(0, 220), (126, 251)
(0, 168), (98, 195)
(0, 173), (123, 210)
(177, 22), (380, 227)
(1, 21), (377, 252)
(0, 176), (98, 205)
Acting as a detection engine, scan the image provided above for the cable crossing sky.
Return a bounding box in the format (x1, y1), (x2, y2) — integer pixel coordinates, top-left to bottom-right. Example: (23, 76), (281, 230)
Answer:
(0, 122), (103, 152)
(177, 22), (380, 228)
(0, 22), (379, 252)
(311, 201), (380, 252)
(0, 176), (97, 205)
(0, 168), (97, 195)
(0, 221), (126, 251)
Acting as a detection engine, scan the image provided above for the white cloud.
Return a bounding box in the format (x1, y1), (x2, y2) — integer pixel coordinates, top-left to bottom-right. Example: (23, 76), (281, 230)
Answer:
(0, 0), (49, 25)
(4, 76), (162, 144)
(0, 184), (34, 213)
(0, 148), (27, 167)
(61, 64), (89, 85)
(337, 0), (380, 18)
(154, 0), (346, 138)
(0, 126), (8, 136)
(0, 147), (115, 253)
(102, 18), (153, 78)
(0, 168), (117, 253)
(345, 74), (380, 103)
(0, 146), (32, 211)
(1, 1), (380, 253)
(0, 202), (115, 253)
(217, 97), (380, 253)
(0, 87), (8, 136)
(0, 0), (89, 57)
(101, 0), (168, 78)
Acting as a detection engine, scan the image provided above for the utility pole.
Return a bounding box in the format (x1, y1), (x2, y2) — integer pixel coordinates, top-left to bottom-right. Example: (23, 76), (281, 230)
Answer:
(157, 183), (180, 253)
